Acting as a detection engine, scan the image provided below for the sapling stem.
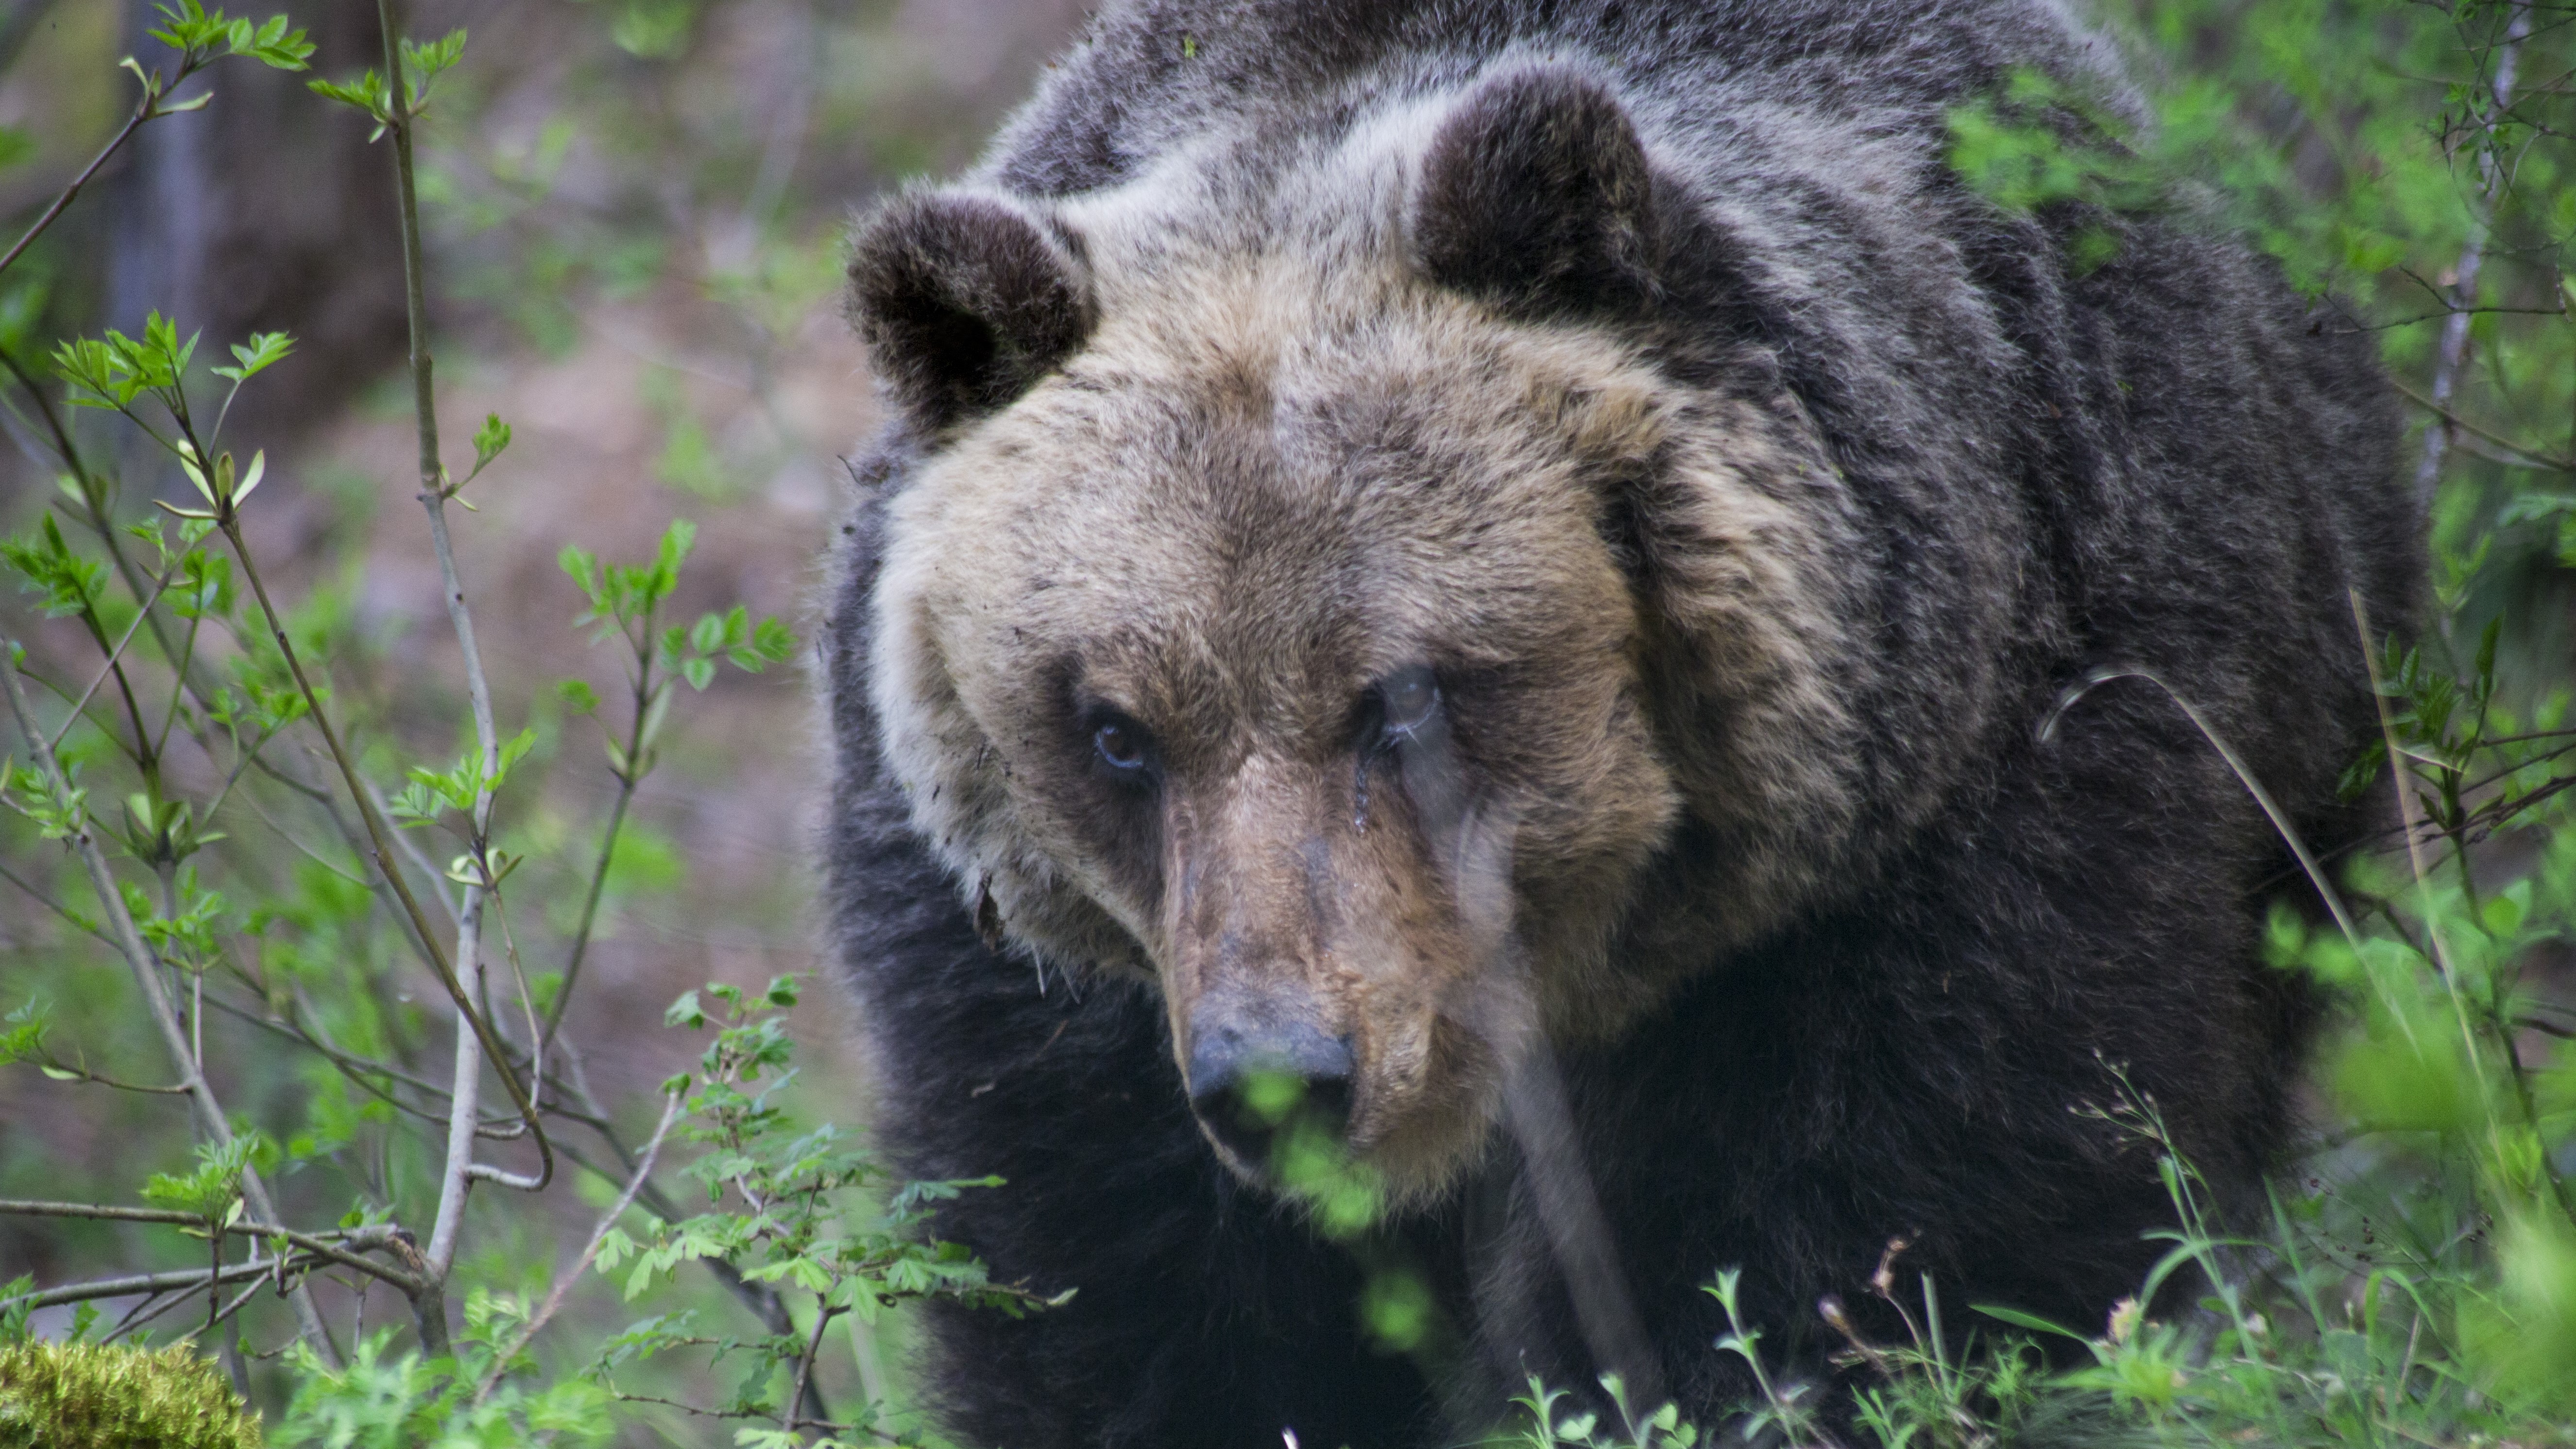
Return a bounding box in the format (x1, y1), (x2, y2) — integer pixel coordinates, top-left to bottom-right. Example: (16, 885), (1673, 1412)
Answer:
(46, 564), (176, 755)
(211, 518), (545, 1163)
(0, 97), (160, 280)
(2412, 1), (2535, 512)
(368, 4), (545, 1318)
(2354, 588), (2576, 1224)
(542, 647), (654, 1051)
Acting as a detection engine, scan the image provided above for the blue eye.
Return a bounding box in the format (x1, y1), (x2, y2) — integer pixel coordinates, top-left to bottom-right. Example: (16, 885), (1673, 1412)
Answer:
(1095, 718), (1149, 770)
(1378, 667), (1438, 740)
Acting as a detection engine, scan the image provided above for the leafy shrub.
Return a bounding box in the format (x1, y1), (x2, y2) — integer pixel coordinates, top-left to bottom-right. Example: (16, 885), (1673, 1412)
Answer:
(0, 4), (1019, 1444)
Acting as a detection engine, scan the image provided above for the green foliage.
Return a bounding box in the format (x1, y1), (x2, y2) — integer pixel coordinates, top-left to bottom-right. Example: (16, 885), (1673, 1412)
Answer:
(2, 514), (105, 619)
(1509, 1375), (1698, 1449)
(575, 979), (1052, 1446)
(140, 1134), (259, 1224)
(0, 1341), (261, 1449)
(574, 0), (707, 61)
(308, 29), (470, 138)
(147, 1), (313, 74)
(269, 1324), (612, 1449)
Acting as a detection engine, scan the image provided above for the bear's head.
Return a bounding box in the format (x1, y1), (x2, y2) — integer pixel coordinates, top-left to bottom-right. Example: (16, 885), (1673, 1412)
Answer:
(847, 63), (1868, 1200)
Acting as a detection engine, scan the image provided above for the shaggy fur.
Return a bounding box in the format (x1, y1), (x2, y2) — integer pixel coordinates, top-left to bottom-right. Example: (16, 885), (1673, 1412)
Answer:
(820, 2), (2422, 1445)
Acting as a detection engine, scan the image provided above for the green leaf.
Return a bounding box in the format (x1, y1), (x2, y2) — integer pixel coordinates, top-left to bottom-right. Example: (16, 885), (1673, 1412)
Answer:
(653, 519), (697, 596)
(0, 997), (49, 1067)
(212, 331), (294, 382)
(307, 70), (391, 125)
(665, 991), (704, 1030)
(1971, 1303), (2086, 1340)
(689, 611), (726, 655)
(234, 12), (316, 69)
(471, 412), (512, 475)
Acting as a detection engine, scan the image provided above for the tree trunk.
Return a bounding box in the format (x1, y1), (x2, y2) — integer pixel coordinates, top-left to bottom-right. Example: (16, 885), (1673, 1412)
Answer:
(105, 0), (407, 441)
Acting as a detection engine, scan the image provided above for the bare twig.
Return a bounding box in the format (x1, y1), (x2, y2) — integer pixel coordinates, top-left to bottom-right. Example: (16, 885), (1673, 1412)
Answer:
(48, 564), (179, 755)
(785, 1301), (840, 1437)
(472, 1091), (683, 1406)
(2413, 1), (2537, 509)
(0, 855), (118, 945)
(0, 1200), (425, 1294)
(4, 1256), (298, 1314)
(213, 523), (548, 1197)
(541, 679), (648, 1052)
(2392, 377), (2576, 473)
(0, 98), (155, 282)
(367, 9), (546, 1337)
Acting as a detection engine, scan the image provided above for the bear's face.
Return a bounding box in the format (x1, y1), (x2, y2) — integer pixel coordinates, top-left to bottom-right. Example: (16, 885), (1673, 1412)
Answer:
(850, 66), (1865, 1199)
(877, 260), (1688, 1190)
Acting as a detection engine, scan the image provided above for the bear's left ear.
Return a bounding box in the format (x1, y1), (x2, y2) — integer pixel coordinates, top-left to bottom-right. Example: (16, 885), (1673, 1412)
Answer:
(846, 190), (1095, 430)
(1410, 65), (1662, 318)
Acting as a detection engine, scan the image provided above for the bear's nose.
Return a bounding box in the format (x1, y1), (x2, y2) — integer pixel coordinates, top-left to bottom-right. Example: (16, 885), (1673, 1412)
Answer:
(1186, 1019), (1355, 1170)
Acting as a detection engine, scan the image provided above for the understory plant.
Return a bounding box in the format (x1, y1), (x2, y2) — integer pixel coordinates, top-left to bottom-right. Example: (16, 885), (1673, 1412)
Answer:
(0, 3), (1018, 1444)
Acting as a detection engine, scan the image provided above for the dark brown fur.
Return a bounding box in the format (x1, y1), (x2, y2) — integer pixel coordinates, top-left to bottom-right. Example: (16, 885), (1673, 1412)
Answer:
(823, 2), (2421, 1444)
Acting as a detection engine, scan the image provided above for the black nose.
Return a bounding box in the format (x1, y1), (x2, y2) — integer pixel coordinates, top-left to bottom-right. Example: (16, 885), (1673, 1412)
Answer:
(1186, 1019), (1355, 1169)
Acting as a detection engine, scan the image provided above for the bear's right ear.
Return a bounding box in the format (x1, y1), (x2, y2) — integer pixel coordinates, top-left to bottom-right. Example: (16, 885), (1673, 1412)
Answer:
(846, 192), (1095, 429)
(1410, 65), (1662, 318)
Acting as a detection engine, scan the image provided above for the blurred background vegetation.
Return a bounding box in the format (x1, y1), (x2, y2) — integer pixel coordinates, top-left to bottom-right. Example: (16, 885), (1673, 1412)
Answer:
(0, 2), (1084, 1442)
(1, 0), (2575, 1445)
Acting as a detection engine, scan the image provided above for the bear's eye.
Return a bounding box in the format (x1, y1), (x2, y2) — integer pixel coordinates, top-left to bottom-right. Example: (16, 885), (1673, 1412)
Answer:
(1094, 716), (1150, 772)
(1375, 666), (1440, 742)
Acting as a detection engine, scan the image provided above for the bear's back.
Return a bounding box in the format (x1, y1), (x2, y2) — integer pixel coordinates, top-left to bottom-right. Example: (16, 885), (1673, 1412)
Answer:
(980, 0), (2137, 198)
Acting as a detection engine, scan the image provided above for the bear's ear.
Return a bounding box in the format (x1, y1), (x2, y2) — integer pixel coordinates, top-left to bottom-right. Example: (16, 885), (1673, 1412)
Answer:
(1410, 65), (1661, 317)
(847, 191), (1095, 429)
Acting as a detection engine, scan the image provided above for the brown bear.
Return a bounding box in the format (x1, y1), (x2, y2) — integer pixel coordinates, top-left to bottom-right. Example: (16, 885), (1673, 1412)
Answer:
(821, 1), (2421, 1445)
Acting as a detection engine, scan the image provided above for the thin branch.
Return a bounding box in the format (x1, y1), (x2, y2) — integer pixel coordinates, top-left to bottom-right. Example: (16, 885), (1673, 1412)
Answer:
(370, 1), (547, 1308)
(541, 695), (646, 1051)
(0, 1201), (425, 1294)
(785, 1299), (845, 1439)
(603, 1388), (856, 1432)
(0, 640), (342, 1360)
(2393, 377), (2576, 472)
(471, 1091), (683, 1406)
(0, 91), (156, 282)
(2413, 0), (2536, 509)
(0, 855), (118, 946)
(210, 525), (550, 1231)
(35, 1057), (191, 1094)
(2, 1256), (298, 1314)
(48, 564), (179, 755)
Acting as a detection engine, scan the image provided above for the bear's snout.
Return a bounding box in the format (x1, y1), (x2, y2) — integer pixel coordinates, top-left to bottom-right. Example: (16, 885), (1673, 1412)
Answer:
(1184, 1012), (1356, 1171)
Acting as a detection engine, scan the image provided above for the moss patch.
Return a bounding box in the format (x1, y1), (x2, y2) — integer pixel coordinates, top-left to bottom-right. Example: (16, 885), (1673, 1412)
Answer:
(0, 1341), (260, 1449)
